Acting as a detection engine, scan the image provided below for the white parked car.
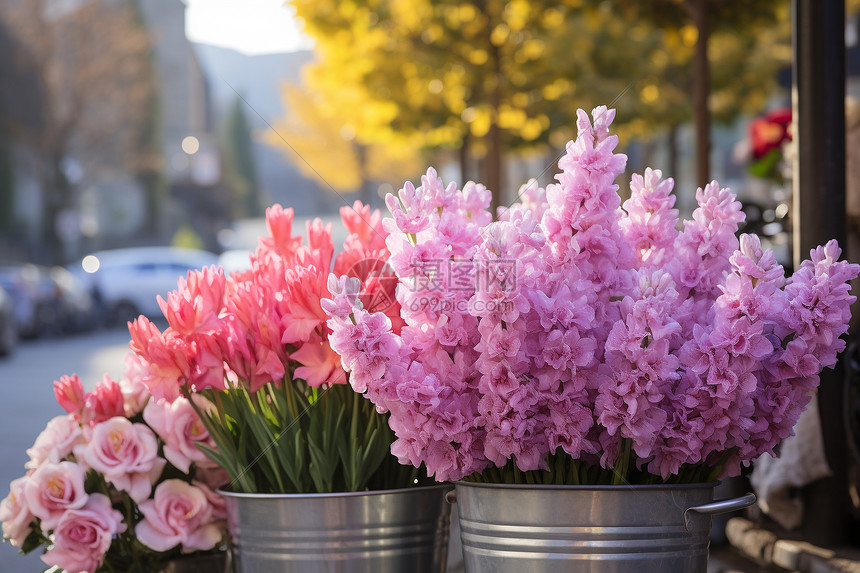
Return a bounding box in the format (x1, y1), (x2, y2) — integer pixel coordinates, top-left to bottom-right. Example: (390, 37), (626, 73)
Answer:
(216, 248), (254, 276)
(69, 247), (219, 325)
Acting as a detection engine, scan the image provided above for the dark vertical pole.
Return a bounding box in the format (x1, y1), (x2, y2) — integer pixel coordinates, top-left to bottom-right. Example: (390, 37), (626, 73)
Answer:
(690, 0), (711, 188)
(793, 0), (848, 546)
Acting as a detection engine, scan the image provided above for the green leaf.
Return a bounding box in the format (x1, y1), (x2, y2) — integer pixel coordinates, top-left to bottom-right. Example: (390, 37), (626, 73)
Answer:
(20, 524), (46, 554)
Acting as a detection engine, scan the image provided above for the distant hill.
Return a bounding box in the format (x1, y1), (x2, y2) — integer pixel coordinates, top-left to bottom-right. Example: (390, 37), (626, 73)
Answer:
(192, 43), (337, 216)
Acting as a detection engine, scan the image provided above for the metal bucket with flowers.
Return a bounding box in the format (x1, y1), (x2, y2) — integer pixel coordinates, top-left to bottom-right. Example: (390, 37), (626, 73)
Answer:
(127, 202), (450, 572)
(323, 106), (859, 572)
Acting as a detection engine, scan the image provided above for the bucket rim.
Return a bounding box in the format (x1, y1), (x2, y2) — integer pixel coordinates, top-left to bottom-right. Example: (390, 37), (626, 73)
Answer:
(453, 480), (719, 492)
(216, 483), (452, 500)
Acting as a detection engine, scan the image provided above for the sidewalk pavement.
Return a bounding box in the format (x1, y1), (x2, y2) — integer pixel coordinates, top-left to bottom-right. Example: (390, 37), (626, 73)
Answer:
(709, 541), (785, 572)
(719, 517), (860, 573)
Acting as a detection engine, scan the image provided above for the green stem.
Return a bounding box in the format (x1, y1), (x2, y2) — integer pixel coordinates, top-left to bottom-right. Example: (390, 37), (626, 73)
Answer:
(349, 388), (361, 489)
(612, 438), (631, 486)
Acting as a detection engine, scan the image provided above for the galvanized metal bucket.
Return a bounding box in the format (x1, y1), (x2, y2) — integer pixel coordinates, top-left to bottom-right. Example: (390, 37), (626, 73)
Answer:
(220, 484), (452, 573)
(453, 481), (755, 573)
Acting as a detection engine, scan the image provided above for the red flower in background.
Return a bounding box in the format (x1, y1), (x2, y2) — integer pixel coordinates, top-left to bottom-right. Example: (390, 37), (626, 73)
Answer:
(750, 107), (792, 159)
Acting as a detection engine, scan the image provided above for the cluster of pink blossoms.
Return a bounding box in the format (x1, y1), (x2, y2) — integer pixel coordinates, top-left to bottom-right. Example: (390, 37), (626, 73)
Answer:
(324, 106), (859, 483)
(0, 356), (227, 573)
(128, 201), (398, 402)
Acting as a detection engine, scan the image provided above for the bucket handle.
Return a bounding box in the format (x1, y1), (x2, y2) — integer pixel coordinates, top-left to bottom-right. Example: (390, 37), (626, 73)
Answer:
(684, 493), (756, 530)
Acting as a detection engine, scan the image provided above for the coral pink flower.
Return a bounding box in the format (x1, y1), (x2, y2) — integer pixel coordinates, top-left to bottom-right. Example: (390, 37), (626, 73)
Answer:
(143, 396), (218, 473)
(76, 417), (165, 503)
(53, 374), (85, 418)
(257, 204), (302, 263)
(340, 200), (388, 252)
(281, 265), (330, 344)
(158, 266), (226, 336)
(297, 218), (334, 272)
(128, 316), (190, 402)
(41, 493), (125, 573)
(23, 461), (88, 531)
(136, 479), (223, 552)
(119, 353), (152, 416)
(82, 375), (125, 426)
(188, 335), (227, 392)
(0, 477), (34, 546)
(292, 340), (345, 387)
(25, 415), (84, 469)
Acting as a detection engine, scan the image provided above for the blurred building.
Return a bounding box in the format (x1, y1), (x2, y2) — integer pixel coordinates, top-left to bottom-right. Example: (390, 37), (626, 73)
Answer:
(0, 0), (228, 262)
(136, 0), (228, 251)
(0, 16), (46, 260)
(192, 43), (325, 218)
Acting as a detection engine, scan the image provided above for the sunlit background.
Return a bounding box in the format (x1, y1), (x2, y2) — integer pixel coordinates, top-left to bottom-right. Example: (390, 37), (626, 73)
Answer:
(185, 0), (312, 55)
(1, 2), (860, 569)
(3, 0), (844, 278)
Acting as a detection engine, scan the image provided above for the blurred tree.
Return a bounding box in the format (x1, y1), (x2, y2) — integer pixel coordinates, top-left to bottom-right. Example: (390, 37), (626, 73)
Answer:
(130, 0), (167, 238)
(171, 223), (205, 251)
(265, 83), (423, 206)
(291, 0), (607, 212)
(0, 0), (157, 263)
(0, 24), (30, 239)
(0, 16), (46, 248)
(289, 0), (789, 212)
(221, 96), (262, 218)
(603, 0), (789, 187)
(0, 142), (13, 237)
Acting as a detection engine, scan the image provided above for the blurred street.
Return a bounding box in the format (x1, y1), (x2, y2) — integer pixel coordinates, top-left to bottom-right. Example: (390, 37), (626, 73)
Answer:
(0, 327), (130, 572)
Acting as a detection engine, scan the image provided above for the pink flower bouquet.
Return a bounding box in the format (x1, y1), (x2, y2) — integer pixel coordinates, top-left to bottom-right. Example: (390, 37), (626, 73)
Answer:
(323, 106), (860, 485)
(0, 359), (228, 573)
(129, 202), (425, 494)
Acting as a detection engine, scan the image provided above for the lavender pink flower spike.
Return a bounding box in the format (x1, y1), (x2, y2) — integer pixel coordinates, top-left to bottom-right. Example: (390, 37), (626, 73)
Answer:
(323, 106), (859, 483)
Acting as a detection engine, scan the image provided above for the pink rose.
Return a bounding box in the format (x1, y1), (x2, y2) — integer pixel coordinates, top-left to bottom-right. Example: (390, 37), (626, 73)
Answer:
(193, 480), (228, 520)
(194, 465), (231, 491)
(143, 396), (218, 473)
(0, 477), (34, 546)
(136, 479), (223, 552)
(24, 461), (88, 531)
(41, 493), (125, 573)
(53, 374), (85, 418)
(82, 376), (125, 426)
(76, 417), (165, 503)
(25, 415), (84, 469)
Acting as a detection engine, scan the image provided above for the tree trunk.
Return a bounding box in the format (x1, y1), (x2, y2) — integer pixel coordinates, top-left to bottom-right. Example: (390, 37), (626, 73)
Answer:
(459, 132), (470, 185)
(478, 0), (503, 217)
(485, 49), (503, 217)
(42, 161), (69, 265)
(486, 115), (502, 216)
(690, 0), (711, 188)
(667, 123), (679, 180)
(356, 143), (373, 207)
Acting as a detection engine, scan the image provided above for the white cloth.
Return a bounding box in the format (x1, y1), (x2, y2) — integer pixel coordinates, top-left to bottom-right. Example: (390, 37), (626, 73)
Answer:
(749, 396), (832, 529)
